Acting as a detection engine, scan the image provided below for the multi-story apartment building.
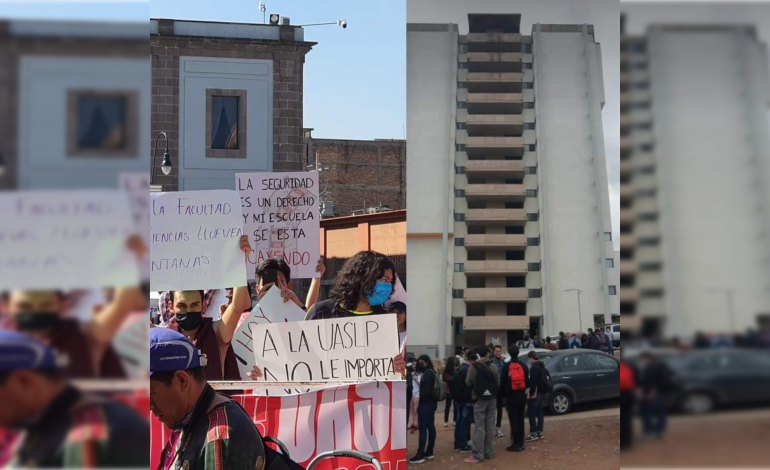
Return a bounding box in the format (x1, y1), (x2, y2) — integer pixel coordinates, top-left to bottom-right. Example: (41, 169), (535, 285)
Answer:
(408, 14), (617, 358)
(620, 15), (770, 338)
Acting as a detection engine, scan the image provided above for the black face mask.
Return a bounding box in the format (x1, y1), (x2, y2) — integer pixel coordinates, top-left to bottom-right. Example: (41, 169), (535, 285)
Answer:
(15, 312), (62, 331)
(417, 363), (427, 372)
(176, 312), (203, 331)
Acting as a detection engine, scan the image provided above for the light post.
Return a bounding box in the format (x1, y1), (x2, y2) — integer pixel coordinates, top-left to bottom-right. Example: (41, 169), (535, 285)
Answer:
(297, 20), (348, 28)
(154, 132), (172, 177)
(564, 288), (583, 332)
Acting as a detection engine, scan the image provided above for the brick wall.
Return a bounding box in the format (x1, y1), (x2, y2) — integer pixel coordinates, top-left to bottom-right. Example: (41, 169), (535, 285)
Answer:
(303, 137), (407, 217)
(151, 20), (314, 190)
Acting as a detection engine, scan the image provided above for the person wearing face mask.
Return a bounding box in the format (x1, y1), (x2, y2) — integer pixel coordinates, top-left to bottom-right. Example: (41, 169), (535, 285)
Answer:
(163, 235), (253, 384)
(0, 329), (150, 468)
(0, 236), (146, 379)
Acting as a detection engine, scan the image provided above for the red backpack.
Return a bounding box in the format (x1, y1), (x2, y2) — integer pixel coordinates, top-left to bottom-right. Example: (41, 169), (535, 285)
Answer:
(509, 362), (526, 391)
(620, 362), (635, 392)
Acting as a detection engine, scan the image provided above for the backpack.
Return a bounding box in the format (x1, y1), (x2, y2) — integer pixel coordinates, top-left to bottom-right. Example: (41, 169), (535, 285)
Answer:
(535, 362), (553, 393)
(509, 362), (526, 391)
(473, 363), (499, 400)
(598, 332), (608, 348)
(263, 436), (305, 470)
(449, 364), (472, 404)
(432, 370), (446, 402)
(620, 362), (635, 392)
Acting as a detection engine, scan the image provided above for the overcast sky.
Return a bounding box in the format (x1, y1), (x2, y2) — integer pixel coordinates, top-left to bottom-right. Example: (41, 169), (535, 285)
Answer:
(408, 0), (620, 250)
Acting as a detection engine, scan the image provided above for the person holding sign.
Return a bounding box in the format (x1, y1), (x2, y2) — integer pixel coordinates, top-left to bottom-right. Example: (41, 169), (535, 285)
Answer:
(0, 236), (147, 379)
(162, 235), (252, 384)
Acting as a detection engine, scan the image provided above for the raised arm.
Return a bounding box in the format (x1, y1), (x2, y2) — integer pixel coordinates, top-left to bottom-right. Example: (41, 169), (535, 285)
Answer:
(304, 257), (325, 310)
(218, 235), (254, 345)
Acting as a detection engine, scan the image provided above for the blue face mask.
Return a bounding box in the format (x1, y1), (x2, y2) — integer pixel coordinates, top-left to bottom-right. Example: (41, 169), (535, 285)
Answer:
(365, 281), (393, 307)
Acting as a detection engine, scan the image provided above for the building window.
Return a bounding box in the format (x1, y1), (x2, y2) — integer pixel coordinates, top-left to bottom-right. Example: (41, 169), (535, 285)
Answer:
(206, 89), (248, 159)
(608, 286), (617, 295)
(522, 82), (534, 89)
(506, 178), (523, 184)
(454, 263), (464, 272)
(455, 166), (466, 174)
(67, 90), (138, 158)
(456, 144), (466, 151)
(457, 122), (466, 129)
(639, 262), (662, 271)
(637, 166), (655, 175)
(638, 237), (659, 246)
(527, 213), (539, 221)
(455, 189), (466, 197)
(459, 44), (468, 53)
(528, 262), (540, 271)
(525, 166), (537, 175)
(454, 213), (465, 222)
(606, 258), (615, 268)
(504, 155), (523, 160)
(523, 62), (533, 70)
(506, 226), (524, 234)
(603, 232), (613, 241)
(524, 123), (536, 130)
(459, 62), (468, 69)
(527, 237), (540, 246)
(524, 102), (535, 109)
(641, 289), (664, 298)
(639, 213), (658, 222)
(522, 43), (532, 53)
(458, 82), (468, 89)
(526, 189), (537, 197)
(526, 144), (536, 151)
(452, 289), (464, 299)
(455, 237), (465, 246)
(528, 289), (542, 298)
(636, 188), (656, 198)
(458, 102), (467, 109)
(505, 201), (524, 209)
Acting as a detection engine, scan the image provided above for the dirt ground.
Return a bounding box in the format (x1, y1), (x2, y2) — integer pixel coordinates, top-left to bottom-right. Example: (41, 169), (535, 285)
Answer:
(621, 409), (770, 468)
(407, 409), (620, 470)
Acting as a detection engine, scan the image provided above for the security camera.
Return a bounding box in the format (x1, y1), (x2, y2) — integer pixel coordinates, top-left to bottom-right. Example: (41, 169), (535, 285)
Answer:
(337, 19), (347, 29)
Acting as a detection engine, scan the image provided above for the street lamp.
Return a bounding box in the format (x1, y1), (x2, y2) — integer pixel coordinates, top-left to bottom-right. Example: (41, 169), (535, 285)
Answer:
(154, 132), (172, 176)
(564, 288), (583, 332)
(297, 19), (348, 28)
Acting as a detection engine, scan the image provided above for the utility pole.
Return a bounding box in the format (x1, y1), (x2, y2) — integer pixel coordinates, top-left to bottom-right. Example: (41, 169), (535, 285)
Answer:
(565, 288), (583, 332)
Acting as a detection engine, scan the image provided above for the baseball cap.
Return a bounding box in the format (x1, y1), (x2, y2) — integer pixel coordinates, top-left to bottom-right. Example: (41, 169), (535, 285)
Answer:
(150, 328), (205, 376)
(0, 329), (59, 372)
(389, 301), (406, 314)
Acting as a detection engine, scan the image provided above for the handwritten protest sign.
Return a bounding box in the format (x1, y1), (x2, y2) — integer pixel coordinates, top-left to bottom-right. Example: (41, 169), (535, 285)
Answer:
(0, 190), (139, 290)
(237, 172), (320, 280)
(113, 313), (150, 379)
(119, 173), (151, 280)
(251, 314), (401, 383)
(150, 190), (247, 291)
(232, 287), (306, 380)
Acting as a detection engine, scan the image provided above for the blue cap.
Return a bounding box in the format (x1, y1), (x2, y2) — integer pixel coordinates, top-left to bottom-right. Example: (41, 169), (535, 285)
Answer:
(0, 329), (59, 372)
(150, 328), (204, 376)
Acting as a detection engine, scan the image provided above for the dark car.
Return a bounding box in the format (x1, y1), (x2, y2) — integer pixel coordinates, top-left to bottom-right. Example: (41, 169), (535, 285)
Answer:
(526, 350), (620, 415)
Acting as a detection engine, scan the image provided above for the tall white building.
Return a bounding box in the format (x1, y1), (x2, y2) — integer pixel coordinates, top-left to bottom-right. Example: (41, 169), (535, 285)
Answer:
(408, 14), (617, 358)
(620, 16), (770, 337)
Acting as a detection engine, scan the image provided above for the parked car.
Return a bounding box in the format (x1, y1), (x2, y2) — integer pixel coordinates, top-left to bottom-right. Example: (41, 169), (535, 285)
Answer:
(602, 323), (620, 346)
(502, 348), (550, 362)
(525, 350), (620, 415)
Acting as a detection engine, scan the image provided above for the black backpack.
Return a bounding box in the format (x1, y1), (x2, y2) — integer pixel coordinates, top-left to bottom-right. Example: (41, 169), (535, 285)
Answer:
(263, 436), (305, 470)
(449, 364), (471, 404)
(473, 363), (499, 400)
(535, 363), (554, 394)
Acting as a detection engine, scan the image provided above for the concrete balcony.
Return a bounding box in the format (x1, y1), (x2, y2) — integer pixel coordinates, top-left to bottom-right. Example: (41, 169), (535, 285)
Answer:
(464, 260), (528, 275)
(620, 233), (635, 249)
(467, 52), (522, 73)
(620, 260), (637, 275)
(463, 315), (530, 330)
(620, 208), (634, 224)
(467, 33), (523, 54)
(620, 183), (634, 200)
(464, 234), (527, 249)
(465, 159), (525, 177)
(466, 93), (523, 115)
(466, 209), (527, 226)
(464, 287), (529, 303)
(465, 184), (526, 201)
(620, 159), (634, 176)
(466, 113), (523, 136)
(620, 287), (639, 303)
(465, 136), (524, 157)
(467, 72), (523, 93)
(620, 136), (632, 151)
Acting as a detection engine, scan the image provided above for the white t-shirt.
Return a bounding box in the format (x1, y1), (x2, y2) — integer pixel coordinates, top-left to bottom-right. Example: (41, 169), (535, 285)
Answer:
(411, 373), (421, 399)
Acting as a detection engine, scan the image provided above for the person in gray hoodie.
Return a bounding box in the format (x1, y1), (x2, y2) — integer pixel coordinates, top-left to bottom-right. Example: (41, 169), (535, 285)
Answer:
(464, 346), (500, 463)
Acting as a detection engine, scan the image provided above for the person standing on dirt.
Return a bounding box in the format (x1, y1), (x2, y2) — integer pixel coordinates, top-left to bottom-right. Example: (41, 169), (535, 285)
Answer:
(490, 345), (506, 439)
(499, 344), (530, 452)
(620, 359), (638, 450)
(525, 351), (546, 442)
(409, 355), (438, 464)
(639, 351), (675, 439)
(464, 347), (500, 463)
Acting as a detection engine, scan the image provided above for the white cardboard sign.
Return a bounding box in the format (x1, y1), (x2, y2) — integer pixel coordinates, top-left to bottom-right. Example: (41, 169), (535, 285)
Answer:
(250, 313), (401, 383)
(119, 172), (151, 280)
(150, 190), (247, 291)
(236, 172), (320, 280)
(113, 312), (150, 379)
(232, 287), (306, 380)
(0, 190), (140, 290)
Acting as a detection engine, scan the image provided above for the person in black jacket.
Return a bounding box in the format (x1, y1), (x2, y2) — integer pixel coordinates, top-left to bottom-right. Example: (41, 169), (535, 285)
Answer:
(585, 329), (601, 350)
(557, 332), (570, 350)
(499, 345), (530, 452)
(639, 352), (675, 439)
(409, 355), (438, 464)
(525, 351), (546, 442)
